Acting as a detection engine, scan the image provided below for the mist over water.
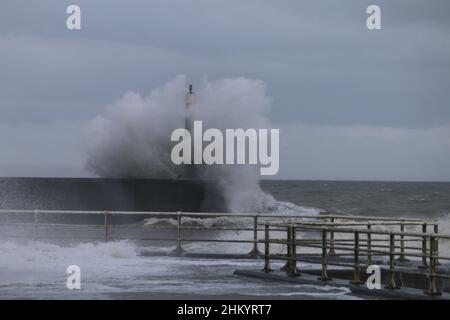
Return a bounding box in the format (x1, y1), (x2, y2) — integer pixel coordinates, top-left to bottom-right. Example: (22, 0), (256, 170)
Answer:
(85, 75), (306, 213)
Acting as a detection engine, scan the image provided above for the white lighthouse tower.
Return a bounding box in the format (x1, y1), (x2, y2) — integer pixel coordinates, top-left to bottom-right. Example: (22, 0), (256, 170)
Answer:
(184, 84), (197, 178)
(185, 84), (196, 132)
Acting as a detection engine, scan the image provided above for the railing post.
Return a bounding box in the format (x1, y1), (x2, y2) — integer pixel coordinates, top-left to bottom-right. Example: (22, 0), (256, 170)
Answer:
(328, 216), (336, 256)
(248, 215), (261, 257)
(33, 209), (39, 241)
(419, 223), (428, 270)
(263, 224), (272, 273)
(397, 222), (409, 262)
(385, 232), (399, 289)
(281, 225), (292, 271)
(366, 223), (372, 267)
(173, 211), (184, 254)
(288, 225), (299, 277)
(104, 210), (109, 242)
(319, 228), (331, 281)
(434, 223), (440, 265)
(425, 235), (441, 296)
(350, 231), (364, 285)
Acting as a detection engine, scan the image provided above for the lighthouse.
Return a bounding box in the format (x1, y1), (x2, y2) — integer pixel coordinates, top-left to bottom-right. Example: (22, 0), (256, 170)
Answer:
(185, 84), (196, 132)
(185, 84), (196, 109)
(184, 84), (197, 178)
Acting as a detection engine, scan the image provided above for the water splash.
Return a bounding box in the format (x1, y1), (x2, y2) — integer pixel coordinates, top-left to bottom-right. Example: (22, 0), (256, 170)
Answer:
(85, 75), (314, 214)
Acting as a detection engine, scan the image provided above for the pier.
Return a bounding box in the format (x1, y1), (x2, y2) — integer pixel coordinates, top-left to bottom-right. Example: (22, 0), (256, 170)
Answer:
(1, 209), (449, 299)
(0, 177), (225, 212)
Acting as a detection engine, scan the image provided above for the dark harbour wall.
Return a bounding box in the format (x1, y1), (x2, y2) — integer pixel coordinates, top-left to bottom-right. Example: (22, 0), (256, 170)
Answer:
(0, 177), (226, 212)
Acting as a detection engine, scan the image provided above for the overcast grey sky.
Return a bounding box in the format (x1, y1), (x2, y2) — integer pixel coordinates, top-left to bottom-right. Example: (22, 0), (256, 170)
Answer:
(0, 0), (449, 181)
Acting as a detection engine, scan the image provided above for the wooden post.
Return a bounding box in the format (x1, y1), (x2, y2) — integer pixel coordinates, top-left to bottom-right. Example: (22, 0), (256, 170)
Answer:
(263, 224), (272, 273)
(328, 216), (336, 255)
(397, 222), (409, 262)
(434, 223), (440, 265)
(248, 215), (261, 257)
(280, 226), (292, 271)
(385, 233), (398, 289)
(419, 223), (428, 270)
(366, 223), (372, 267)
(319, 228), (331, 281)
(350, 231), (364, 285)
(288, 225), (299, 277)
(425, 236), (441, 296)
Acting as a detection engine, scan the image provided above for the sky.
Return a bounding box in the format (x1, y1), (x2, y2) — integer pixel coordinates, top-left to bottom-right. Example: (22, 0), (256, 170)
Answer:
(0, 0), (449, 181)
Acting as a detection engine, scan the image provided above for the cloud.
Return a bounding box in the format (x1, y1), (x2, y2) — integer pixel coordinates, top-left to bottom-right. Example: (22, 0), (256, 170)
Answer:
(1, 0), (450, 127)
(278, 122), (450, 181)
(0, 121), (89, 177)
(0, 0), (449, 180)
(1, 117), (449, 181)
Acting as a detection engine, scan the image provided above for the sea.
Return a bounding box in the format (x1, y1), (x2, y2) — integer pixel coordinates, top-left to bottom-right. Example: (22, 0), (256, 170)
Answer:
(0, 180), (449, 300)
(262, 180), (450, 219)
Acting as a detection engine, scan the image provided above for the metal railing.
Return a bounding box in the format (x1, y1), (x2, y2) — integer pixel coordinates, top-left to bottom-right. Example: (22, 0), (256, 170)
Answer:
(0, 209), (435, 257)
(262, 221), (450, 296)
(2, 209), (447, 295)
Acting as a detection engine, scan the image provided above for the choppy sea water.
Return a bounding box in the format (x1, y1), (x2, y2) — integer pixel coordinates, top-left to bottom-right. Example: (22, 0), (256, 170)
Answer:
(262, 180), (450, 219)
(0, 241), (354, 300)
(1, 180), (449, 299)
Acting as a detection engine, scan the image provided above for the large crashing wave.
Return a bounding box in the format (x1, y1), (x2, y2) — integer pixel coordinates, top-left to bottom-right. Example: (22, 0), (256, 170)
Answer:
(85, 75), (315, 214)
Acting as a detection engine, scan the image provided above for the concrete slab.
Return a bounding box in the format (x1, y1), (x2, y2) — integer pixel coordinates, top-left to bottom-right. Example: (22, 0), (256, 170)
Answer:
(234, 269), (450, 300)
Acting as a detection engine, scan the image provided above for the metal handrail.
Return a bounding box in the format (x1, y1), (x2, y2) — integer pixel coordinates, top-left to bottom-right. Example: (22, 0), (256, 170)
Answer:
(262, 222), (448, 296)
(0, 209), (432, 222)
(1, 208), (446, 295)
(0, 209), (433, 259)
